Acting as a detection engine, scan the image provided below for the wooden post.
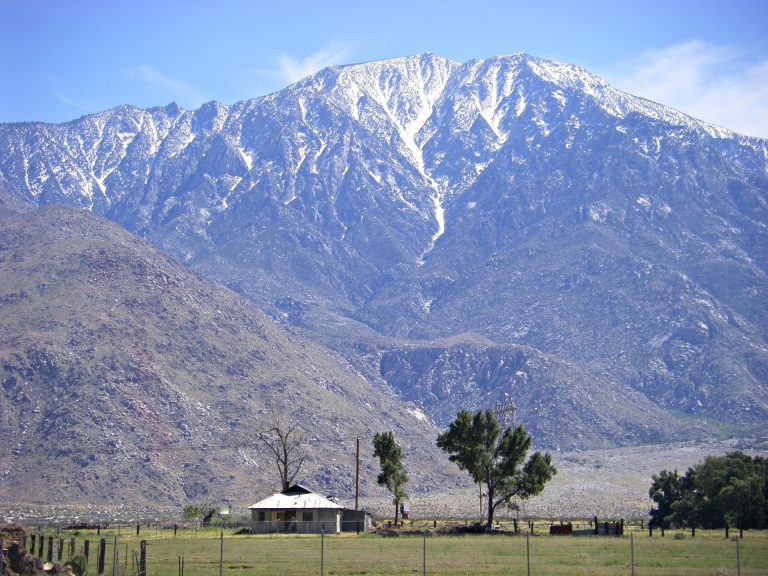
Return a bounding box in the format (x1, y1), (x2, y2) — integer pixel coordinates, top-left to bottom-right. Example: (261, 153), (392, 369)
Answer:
(38, 534), (44, 557)
(422, 530), (426, 576)
(58, 538), (64, 560)
(355, 436), (360, 511)
(30, 535), (36, 556)
(47, 536), (53, 562)
(112, 536), (118, 576)
(139, 541), (146, 576)
(726, 524), (729, 539)
(526, 533), (531, 576)
(593, 516), (598, 535)
(691, 526), (695, 538)
(218, 532), (223, 576)
(84, 540), (90, 561)
(70, 537), (75, 557)
(98, 538), (106, 575)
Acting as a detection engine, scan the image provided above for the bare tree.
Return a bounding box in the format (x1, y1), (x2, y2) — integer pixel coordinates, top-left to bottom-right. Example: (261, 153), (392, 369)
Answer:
(257, 408), (307, 491)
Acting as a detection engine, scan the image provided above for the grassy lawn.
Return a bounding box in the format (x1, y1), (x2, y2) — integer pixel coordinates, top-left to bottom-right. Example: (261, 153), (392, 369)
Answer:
(33, 526), (768, 576)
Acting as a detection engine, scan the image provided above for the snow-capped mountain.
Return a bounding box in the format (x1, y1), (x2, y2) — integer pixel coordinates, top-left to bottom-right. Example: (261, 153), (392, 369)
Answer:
(1, 53), (766, 446)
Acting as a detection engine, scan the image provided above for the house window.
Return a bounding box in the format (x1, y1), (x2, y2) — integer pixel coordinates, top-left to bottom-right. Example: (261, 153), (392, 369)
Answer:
(302, 512), (313, 522)
(258, 511), (265, 522)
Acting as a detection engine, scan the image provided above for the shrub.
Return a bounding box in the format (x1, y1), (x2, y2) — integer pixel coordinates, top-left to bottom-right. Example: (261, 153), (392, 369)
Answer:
(66, 554), (88, 576)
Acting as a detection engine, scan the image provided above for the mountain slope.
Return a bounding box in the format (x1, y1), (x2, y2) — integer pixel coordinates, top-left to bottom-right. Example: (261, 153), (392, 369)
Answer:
(0, 202), (453, 507)
(0, 52), (766, 446)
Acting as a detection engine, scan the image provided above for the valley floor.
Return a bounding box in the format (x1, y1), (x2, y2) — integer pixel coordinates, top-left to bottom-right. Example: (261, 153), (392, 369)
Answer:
(2, 439), (761, 524)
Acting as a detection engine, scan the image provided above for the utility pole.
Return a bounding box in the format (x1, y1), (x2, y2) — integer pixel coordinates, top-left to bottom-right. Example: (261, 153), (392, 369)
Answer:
(493, 398), (517, 429)
(355, 436), (360, 510)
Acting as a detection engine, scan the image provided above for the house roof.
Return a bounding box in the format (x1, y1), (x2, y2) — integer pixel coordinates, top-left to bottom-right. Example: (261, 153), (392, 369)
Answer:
(248, 484), (343, 510)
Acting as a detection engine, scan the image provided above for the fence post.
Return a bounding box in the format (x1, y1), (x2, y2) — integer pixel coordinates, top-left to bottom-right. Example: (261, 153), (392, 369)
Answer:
(112, 536), (118, 576)
(98, 538), (106, 575)
(48, 536), (53, 562)
(31, 535), (36, 556)
(70, 537), (75, 558)
(219, 532), (223, 576)
(58, 538), (64, 561)
(139, 541), (146, 576)
(526, 532), (531, 576)
(84, 540), (90, 561)
(39, 534), (44, 558)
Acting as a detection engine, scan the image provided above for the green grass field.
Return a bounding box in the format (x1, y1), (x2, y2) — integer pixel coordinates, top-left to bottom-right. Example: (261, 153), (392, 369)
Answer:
(31, 525), (768, 576)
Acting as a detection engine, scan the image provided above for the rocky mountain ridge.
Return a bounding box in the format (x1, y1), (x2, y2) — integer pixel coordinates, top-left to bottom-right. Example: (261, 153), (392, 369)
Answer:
(0, 53), (766, 459)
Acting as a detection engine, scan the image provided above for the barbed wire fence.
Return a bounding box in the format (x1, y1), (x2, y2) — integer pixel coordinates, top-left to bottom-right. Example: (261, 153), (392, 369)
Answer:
(11, 522), (765, 576)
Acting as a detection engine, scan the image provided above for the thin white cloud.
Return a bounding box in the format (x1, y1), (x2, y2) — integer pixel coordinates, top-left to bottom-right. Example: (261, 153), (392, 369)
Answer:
(124, 65), (205, 107)
(54, 91), (92, 115)
(48, 74), (93, 116)
(276, 45), (349, 84)
(602, 41), (768, 139)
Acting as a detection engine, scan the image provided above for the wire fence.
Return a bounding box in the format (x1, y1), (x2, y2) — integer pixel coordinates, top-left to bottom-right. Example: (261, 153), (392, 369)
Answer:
(10, 524), (768, 576)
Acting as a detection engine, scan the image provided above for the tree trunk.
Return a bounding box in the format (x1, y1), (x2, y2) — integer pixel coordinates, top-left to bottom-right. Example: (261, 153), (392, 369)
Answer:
(394, 499), (400, 525)
(486, 485), (495, 529)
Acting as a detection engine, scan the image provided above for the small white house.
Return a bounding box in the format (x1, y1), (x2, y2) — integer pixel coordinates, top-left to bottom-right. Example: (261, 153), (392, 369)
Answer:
(249, 484), (344, 534)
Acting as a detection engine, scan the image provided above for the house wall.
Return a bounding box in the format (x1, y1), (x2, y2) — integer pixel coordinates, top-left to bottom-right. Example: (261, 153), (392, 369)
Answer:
(249, 509), (341, 534)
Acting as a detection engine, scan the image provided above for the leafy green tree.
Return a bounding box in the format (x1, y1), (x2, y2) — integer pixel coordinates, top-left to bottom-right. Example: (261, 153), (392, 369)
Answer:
(373, 431), (409, 524)
(649, 451), (768, 530)
(669, 468), (705, 528)
(183, 504), (202, 520)
(183, 503), (218, 526)
(436, 409), (556, 529)
(695, 451), (768, 529)
(649, 469), (682, 528)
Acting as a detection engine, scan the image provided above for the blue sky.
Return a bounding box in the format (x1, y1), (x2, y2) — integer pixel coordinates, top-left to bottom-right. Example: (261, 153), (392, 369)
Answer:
(1, 0), (767, 137)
